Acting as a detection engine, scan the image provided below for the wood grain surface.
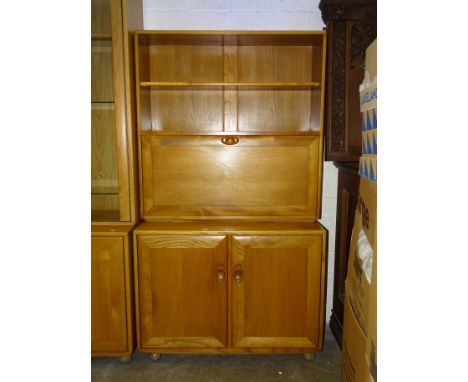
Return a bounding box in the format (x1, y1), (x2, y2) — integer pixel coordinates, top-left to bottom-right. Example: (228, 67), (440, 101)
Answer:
(91, 236), (128, 353)
(132, 223), (326, 353)
(135, 31), (325, 134)
(231, 235), (324, 349)
(136, 235), (228, 349)
(140, 135), (321, 220)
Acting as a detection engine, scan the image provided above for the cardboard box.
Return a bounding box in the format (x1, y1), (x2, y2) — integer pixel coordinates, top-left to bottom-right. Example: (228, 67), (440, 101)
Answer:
(365, 240), (377, 382)
(365, 40), (377, 80)
(359, 37), (376, 114)
(341, 295), (367, 382)
(360, 81), (377, 114)
(345, 177), (376, 335)
(359, 156), (377, 182)
(360, 39), (377, 179)
(360, 104), (377, 181)
(341, 38), (377, 382)
(361, 109), (377, 155)
(342, 177), (377, 382)
(363, 44), (377, 379)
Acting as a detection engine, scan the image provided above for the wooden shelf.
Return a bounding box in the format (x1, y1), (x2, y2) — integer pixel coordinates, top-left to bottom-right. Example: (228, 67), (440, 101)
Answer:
(140, 81), (320, 90)
(139, 130), (321, 136)
(135, 221), (325, 235)
(91, 209), (121, 222)
(92, 33), (112, 40)
(136, 30), (326, 137)
(136, 30), (325, 46)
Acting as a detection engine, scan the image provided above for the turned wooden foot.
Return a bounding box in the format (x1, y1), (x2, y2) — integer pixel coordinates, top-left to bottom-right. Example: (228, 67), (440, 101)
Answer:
(150, 353), (161, 363)
(118, 355), (132, 363)
(303, 352), (316, 361)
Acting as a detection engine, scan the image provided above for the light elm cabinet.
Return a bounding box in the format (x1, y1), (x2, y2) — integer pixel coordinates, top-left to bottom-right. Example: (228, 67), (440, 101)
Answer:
(133, 223), (327, 357)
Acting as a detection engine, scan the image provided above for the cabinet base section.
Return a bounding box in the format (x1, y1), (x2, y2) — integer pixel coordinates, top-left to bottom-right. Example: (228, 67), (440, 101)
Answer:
(134, 222), (327, 358)
(91, 225), (136, 359)
(137, 348), (320, 355)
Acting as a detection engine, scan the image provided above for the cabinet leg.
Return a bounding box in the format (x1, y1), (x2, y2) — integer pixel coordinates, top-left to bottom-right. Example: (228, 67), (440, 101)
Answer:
(303, 352), (316, 361)
(150, 353), (161, 363)
(118, 355), (132, 363)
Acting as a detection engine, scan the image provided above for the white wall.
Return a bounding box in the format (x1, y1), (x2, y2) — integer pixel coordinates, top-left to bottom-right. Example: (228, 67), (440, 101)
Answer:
(143, 0), (325, 29)
(320, 162), (338, 323)
(142, 0), (338, 322)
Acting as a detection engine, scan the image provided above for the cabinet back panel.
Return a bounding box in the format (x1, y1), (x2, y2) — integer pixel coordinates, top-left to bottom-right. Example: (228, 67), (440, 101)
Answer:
(92, 103), (120, 219)
(238, 46), (312, 83)
(147, 89), (224, 132)
(141, 135), (320, 220)
(136, 32), (325, 134)
(238, 89), (319, 132)
(91, 40), (114, 102)
(148, 45), (224, 82)
(142, 88), (321, 133)
(91, 0), (111, 35)
(91, 195), (120, 222)
(91, 104), (118, 184)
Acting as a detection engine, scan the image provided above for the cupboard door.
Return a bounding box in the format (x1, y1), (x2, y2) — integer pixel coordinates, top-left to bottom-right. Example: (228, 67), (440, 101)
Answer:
(141, 135), (321, 221)
(231, 235), (325, 349)
(136, 235), (228, 349)
(91, 236), (128, 353)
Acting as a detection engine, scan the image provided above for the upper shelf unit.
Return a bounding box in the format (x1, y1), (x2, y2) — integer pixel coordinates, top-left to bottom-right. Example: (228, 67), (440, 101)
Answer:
(135, 31), (326, 134)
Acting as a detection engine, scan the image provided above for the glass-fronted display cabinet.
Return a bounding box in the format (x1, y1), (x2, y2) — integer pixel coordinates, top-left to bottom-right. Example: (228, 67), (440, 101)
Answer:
(91, 0), (140, 223)
(91, 0), (142, 362)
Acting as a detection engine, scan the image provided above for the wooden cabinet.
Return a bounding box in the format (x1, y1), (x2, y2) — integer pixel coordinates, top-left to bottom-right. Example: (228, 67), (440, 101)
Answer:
(91, 0), (142, 224)
(91, 226), (135, 358)
(134, 31), (327, 223)
(319, 0), (376, 346)
(131, 31), (328, 359)
(135, 32), (325, 134)
(232, 235), (325, 350)
(319, 0), (377, 162)
(136, 235), (228, 349)
(91, 0), (142, 361)
(140, 135), (321, 221)
(329, 163), (360, 346)
(133, 223), (326, 354)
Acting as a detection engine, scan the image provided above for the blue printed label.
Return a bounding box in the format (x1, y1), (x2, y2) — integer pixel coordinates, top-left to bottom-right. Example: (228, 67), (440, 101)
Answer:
(360, 81), (377, 111)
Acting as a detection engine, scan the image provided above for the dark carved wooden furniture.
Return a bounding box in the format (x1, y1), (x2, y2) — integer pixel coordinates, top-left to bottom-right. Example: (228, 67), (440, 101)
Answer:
(320, 0), (377, 162)
(319, 0), (376, 346)
(328, 162), (360, 345)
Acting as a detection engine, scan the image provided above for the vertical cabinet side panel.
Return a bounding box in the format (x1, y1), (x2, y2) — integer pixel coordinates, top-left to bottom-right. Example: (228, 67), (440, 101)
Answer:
(110, 0), (131, 221)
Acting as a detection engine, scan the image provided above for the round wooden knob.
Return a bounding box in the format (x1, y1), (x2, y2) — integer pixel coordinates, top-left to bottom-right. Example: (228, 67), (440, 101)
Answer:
(234, 270), (243, 283)
(217, 269), (225, 282)
(221, 136), (239, 145)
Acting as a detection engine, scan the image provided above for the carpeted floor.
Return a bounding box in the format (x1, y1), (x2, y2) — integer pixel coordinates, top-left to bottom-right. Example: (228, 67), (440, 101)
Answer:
(91, 327), (341, 382)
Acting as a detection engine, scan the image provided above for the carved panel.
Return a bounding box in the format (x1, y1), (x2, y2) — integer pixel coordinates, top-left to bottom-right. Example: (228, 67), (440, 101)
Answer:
(320, 0), (376, 162)
(329, 21), (346, 153)
(320, 1), (377, 22)
(350, 22), (377, 69)
(320, 0), (376, 345)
